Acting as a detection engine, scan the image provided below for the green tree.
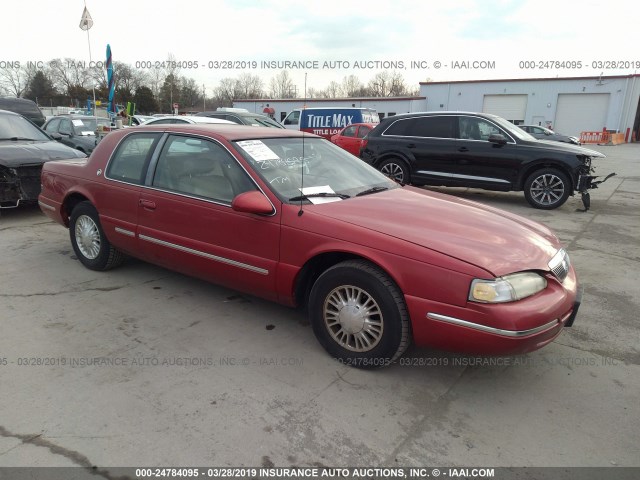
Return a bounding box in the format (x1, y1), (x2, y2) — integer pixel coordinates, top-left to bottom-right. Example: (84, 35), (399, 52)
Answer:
(25, 70), (58, 105)
(134, 86), (158, 114)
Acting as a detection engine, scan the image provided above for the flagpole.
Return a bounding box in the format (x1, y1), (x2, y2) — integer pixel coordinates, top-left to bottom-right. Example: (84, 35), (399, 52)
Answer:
(83, 0), (97, 114)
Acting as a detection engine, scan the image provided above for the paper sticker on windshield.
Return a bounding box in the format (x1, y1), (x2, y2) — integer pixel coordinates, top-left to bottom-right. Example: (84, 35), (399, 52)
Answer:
(72, 119), (85, 127)
(300, 185), (342, 204)
(237, 140), (279, 161)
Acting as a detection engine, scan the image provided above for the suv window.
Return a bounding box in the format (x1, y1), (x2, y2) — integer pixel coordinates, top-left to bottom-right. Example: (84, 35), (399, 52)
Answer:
(459, 116), (507, 141)
(384, 116), (455, 138)
(152, 135), (256, 203)
(106, 133), (161, 184)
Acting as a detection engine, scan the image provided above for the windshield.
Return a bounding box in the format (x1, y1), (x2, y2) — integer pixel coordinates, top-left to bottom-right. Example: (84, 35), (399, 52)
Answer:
(246, 116), (284, 128)
(0, 112), (51, 141)
(490, 116), (536, 141)
(71, 118), (99, 135)
(234, 137), (397, 203)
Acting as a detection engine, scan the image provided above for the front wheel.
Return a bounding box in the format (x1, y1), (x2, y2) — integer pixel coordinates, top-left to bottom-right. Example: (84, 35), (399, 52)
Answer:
(69, 201), (125, 271)
(524, 168), (571, 209)
(378, 158), (410, 185)
(309, 260), (410, 368)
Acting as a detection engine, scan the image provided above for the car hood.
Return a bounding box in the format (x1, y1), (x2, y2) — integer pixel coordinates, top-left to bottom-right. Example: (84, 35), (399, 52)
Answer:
(0, 140), (86, 167)
(310, 186), (561, 277)
(519, 138), (605, 157)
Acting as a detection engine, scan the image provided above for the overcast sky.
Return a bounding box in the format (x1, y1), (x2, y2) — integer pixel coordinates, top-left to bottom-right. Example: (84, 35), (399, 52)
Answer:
(2, 0), (638, 94)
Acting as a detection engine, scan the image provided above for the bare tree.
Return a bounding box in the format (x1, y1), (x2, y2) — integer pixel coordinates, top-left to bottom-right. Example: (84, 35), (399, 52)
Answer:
(324, 80), (342, 98)
(214, 77), (242, 106)
(235, 73), (264, 99)
(268, 71), (297, 99)
(0, 63), (34, 97)
(341, 75), (364, 97)
(48, 58), (90, 94)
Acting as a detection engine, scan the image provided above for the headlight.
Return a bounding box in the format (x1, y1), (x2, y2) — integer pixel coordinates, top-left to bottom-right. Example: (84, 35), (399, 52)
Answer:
(469, 272), (547, 303)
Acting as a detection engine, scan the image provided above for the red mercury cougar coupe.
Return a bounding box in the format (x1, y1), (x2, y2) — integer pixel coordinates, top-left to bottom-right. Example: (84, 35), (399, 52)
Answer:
(39, 125), (580, 368)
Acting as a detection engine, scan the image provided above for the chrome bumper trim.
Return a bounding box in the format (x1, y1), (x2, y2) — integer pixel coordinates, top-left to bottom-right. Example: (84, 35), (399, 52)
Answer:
(37, 200), (55, 211)
(427, 312), (559, 337)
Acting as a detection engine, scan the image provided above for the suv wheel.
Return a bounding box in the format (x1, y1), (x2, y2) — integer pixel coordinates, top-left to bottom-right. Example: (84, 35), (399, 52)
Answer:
(379, 158), (410, 185)
(524, 168), (571, 209)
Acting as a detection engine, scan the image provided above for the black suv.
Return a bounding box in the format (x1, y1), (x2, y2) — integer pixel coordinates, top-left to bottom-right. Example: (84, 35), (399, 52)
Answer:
(360, 112), (613, 210)
(0, 97), (46, 127)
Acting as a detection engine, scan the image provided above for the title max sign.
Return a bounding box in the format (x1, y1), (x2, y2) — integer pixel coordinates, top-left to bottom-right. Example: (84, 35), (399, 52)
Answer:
(305, 114), (355, 129)
(297, 108), (379, 139)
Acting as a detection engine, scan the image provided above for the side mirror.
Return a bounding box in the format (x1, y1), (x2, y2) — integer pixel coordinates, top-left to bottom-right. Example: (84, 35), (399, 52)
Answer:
(488, 134), (507, 145)
(231, 191), (274, 215)
(49, 133), (62, 141)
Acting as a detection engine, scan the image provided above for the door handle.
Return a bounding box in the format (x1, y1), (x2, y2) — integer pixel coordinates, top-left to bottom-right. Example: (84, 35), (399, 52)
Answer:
(139, 199), (156, 210)
(407, 143), (416, 149)
(458, 147), (469, 152)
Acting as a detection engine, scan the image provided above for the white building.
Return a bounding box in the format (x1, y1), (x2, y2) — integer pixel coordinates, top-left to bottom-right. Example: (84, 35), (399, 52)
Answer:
(235, 75), (640, 141)
(419, 75), (640, 139)
(234, 96), (427, 123)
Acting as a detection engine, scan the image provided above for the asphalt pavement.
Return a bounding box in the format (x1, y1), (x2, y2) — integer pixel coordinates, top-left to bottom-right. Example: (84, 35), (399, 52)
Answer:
(0, 143), (638, 477)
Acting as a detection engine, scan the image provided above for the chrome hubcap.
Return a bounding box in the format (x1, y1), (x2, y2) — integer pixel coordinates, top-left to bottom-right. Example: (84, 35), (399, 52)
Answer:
(75, 215), (101, 259)
(380, 163), (405, 183)
(530, 174), (564, 205)
(323, 285), (383, 352)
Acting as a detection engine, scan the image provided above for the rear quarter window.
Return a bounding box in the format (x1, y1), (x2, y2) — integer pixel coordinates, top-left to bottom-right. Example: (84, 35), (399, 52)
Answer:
(106, 133), (161, 184)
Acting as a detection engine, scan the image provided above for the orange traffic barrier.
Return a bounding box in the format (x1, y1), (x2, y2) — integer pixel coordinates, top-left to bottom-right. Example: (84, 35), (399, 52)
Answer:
(579, 131), (611, 144)
(609, 133), (625, 145)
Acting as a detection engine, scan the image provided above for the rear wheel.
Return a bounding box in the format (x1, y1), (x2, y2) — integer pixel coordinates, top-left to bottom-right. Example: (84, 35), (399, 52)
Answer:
(309, 260), (410, 368)
(378, 158), (410, 185)
(69, 201), (125, 271)
(524, 168), (571, 209)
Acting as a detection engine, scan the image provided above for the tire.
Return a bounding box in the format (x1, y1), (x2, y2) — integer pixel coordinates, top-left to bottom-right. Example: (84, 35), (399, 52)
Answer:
(524, 168), (571, 209)
(309, 260), (410, 368)
(69, 201), (125, 271)
(378, 158), (410, 185)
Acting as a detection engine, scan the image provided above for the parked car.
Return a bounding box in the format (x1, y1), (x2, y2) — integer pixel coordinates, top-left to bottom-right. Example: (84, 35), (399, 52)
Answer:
(130, 115), (154, 126)
(196, 109), (284, 128)
(330, 123), (376, 156)
(360, 112), (613, 210)
(519, 125), (581, 145)
(0, 109), (85, 208)
(39, 124), (580, 367)
(42, 115), (111, 154)
(142, 116), (234, 126)
(0, 97), (46, 127)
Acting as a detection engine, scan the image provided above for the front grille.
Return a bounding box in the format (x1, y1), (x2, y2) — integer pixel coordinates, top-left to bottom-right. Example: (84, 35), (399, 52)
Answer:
(548, 249), (570, 282)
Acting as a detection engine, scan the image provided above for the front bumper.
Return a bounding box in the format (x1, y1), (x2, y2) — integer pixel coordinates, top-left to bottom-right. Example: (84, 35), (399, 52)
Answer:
(0, 165), (43, 208)
(577, 172), (616, 211)
(407, 269), (580, 355)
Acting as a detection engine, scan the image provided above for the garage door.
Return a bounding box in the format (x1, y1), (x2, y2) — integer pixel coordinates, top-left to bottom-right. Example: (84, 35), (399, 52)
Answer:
(482, 95), (528, 123)
(554, 93), (610, 136)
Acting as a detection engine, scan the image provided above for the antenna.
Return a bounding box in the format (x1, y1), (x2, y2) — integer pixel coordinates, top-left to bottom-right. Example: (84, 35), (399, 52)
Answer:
(298, 72), (307, 216)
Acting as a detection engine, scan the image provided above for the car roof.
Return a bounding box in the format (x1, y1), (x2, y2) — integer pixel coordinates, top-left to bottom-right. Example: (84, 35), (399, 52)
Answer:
(129, 124), (317, 141)
(0, 108), (21, 117)
(199, 111), (272, 118)
(144, 116), (235, 124)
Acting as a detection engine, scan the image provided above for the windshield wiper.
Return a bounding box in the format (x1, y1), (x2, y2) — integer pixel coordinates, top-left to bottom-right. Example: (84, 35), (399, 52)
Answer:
(0, 137), (39, 141)
(288, 192), (351, 202)
(355, 186), (389, 197)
